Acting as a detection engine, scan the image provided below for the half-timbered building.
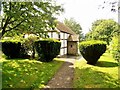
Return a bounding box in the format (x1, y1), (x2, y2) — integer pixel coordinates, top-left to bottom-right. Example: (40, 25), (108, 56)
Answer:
(48, 21), (79, 56)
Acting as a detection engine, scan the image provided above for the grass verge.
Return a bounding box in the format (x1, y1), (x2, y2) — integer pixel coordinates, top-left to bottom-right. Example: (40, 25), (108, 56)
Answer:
(74, 52), (120, 88)
(1, 58), (64, 89)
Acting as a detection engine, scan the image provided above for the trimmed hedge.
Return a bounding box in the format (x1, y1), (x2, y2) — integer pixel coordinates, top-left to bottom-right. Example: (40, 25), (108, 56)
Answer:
(1, 40), (28, 59)
(35, 38), (61, 62)
(79, 40), (107, 65)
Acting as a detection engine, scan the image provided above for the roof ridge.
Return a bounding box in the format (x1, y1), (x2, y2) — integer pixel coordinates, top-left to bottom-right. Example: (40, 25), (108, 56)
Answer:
(56, 21), (76, 35)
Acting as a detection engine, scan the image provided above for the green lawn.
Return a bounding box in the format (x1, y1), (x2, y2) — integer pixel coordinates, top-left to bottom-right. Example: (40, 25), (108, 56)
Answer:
(74, 52), (120, 88)
(1, 57), (64, 88)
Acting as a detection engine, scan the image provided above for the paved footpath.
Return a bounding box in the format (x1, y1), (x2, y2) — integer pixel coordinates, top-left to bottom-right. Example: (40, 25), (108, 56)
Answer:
(43, 56), (82, 89)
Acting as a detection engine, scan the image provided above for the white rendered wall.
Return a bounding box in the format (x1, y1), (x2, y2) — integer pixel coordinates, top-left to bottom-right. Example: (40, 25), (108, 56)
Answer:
(59, 32), (70, 56)
(53, 32), (59, 39)
(48, 32), (59, 39)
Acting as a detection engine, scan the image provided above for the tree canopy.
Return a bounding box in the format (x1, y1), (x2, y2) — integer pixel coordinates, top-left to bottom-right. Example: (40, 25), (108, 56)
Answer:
(85, 19), (119, 44)
(0, 1), (63, 39)
(64, 18), (84, 41)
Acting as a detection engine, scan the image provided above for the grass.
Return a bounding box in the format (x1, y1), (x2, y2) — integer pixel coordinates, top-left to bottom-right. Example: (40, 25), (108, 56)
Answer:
(1, 57), (64, 89)
(74, 52), (120, 88)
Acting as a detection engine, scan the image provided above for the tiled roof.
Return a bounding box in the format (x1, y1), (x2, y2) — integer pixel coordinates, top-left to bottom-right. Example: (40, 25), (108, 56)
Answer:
(56, 21), (76, 35)
(67, 35), (79, 41)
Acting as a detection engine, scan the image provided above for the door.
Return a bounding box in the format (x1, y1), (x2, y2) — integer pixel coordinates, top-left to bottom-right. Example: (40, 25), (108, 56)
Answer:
(67, 41), (78, 55)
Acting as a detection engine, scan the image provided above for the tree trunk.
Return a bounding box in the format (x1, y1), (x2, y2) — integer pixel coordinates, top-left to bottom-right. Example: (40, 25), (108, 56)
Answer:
(0, 30), (5, 39)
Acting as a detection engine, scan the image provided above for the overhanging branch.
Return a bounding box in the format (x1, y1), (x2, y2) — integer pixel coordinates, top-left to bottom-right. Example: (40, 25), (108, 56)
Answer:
(6, 19), (25, 32)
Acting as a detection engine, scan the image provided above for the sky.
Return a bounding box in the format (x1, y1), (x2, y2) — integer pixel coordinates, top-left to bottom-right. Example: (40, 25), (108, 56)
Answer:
(56, 0), (118, 34)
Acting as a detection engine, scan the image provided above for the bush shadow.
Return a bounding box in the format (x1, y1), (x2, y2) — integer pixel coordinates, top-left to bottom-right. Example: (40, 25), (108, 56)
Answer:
(96, 61), (118, 67)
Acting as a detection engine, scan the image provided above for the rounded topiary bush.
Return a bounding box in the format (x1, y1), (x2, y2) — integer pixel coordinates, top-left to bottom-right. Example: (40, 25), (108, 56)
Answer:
(1, 40), (21, 58)
(79, 40), (107, 65)
(1, 40), (28, 59)
(35, 38), (61, 62)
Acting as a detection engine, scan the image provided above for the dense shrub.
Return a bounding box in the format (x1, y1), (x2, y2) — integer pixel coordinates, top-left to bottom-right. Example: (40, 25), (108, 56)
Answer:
(23, 34), (39, 58)
(109, 36), (120, 62)
(1, 40), (28, 59)
(1, 40), (21, 58)
(79, 40), (107, 65)
(35, 38), (61, 62)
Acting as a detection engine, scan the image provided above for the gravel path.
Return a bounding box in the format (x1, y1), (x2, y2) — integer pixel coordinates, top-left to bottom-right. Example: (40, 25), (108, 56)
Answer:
(43, 56), (82, 89)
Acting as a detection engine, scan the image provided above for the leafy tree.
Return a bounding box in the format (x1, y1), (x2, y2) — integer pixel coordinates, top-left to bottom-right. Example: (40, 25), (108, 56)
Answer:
(85, 19), (105, 40)
(85, 19), (119, 44)
(0, 1), (63, 39)
(64, 18), (84, 41)
(85, 30), (92, 40)
(94, 1), (120, 61)
(109, 36), (120, 62)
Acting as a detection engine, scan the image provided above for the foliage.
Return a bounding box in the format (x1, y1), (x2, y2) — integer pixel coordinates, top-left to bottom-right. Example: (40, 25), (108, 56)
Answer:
(1, 58), (64, 88)
(79, 40), (107, 65)
(23, 34), (39, 58)
(64, 18), (84, 41)
(35, 38), (61, 62)
(109, 36), (120, 62)
(0, 1), (64, 39)
(85, 19), (119, 44)
(85, 30), (93, 40)
(1, 39), (28, 59)
(74, 52), (119, 88)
